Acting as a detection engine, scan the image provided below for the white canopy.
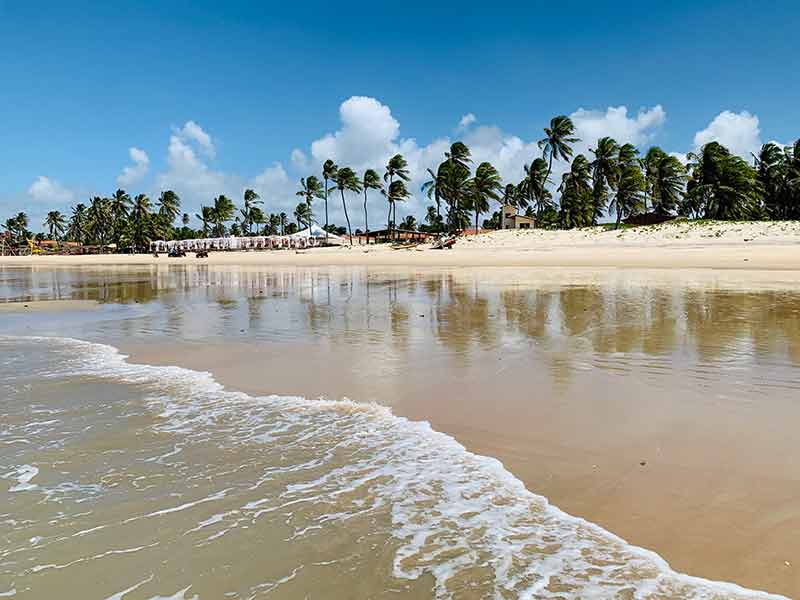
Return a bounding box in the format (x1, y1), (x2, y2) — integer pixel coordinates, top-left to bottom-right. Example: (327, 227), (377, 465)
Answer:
(288, 225), (346, 245)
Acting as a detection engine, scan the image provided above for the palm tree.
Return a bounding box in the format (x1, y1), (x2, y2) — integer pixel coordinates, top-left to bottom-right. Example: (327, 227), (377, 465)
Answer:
(384, 154), (410, 229)
(557, 155), (592, 229)
(421, 167), (444, 223)
(381, 180), (411, 237)
(87, 196), (111, 247)
(279, 212), (288, 235)
(520, 158), (553, 217)
(609, 165), (647, 228)
(361, 169), (382, 241)
(538, 115), (579, 202)
(4, 212), (29, 244)
(589, 136), (620, 225)
(211, 195), (235, 236)
(469, 162), (503, 233)
(322, 160), (338, 239)
(129, 193), (152, 251)
(109, 189), (131, 244)
(182, 213), (190, 227)
(155, 190), (180, 239)
(685, 142), (762, 220)
(401, 215), (417, 230)
(296, 176), (324, 233)
(249, 206), (266, 235)
(196, 206), (214, 237)
(44, 210), (67, 240)
(68, 203), (88, 243)
(294, 202), (312, 230)
(240, 189), (262, 235)
(333, 167), (362, 244)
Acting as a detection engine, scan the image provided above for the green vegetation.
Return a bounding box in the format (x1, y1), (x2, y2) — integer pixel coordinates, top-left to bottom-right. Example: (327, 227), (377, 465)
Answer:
(4, 120), (800, 249)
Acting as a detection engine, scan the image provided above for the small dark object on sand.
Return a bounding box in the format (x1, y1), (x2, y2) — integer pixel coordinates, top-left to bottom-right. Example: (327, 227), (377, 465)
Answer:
(640, 461), (646, 466)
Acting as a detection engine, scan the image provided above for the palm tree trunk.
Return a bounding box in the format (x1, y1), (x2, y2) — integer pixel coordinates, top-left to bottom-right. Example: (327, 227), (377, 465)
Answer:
(340, 189), (353, 246)
(324, 179), (329, 244)
(475, 210), (479, 234)
(306, 199), (312, 236)
(615, 206), (622, 230)
(542, 153), (554, 207)
(363, 189), (369, 245)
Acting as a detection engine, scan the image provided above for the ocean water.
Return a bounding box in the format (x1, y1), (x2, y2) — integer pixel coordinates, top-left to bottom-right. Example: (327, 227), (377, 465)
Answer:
(0, 335), (788, 599)
(0, 265), (800, 600)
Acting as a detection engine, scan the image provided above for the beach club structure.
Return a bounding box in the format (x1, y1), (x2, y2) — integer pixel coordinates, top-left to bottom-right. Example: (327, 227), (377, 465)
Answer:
(500, 204), (535, 230)
(149, 225), (346, 254)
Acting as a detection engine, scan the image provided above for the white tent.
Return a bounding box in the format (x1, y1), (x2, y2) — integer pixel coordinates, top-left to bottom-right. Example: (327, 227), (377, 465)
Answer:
(289, 225), (346, 245)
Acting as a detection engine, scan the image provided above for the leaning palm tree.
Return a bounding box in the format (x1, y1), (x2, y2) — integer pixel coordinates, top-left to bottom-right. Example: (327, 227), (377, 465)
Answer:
(296, 176), (324, 234)
(384, 154), (410, 229)
(294, 202), (312, 230)
(322, 160), (338, 239)
(129, 193), (152, 251)
(609, 164), (647, 229)
(421, 166), (445, 223)
(361, 169), (382, 241)
(589, 136), (620, 224)
(333, 167), (362, 245)
(520, 157), (552, 216)
(211, 195), (235, 237)
(538, 115), (579, 202)
(469, 162), (503, 233)
(240, 189), (262, 235)
(44, 210), (67, 240)
(195, 205), (214, 237)
(382, 180), (411, 237)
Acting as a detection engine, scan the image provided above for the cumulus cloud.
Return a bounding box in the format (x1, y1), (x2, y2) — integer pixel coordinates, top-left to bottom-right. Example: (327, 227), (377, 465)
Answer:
(692, 110), (761, 159)
(27, 176), (74, 203)
(458, 113), (477, 130)
(571, 105), (666, 149)
(177, 120), (215, 158)
(117, 147), (150, 186)
(156, 121), (232, 211)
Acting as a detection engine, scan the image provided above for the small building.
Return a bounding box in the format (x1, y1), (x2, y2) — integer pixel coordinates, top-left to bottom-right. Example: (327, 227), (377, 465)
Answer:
(500, 204), (535, 229)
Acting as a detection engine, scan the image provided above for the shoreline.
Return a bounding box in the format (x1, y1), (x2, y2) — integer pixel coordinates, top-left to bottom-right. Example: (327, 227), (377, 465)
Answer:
(3, 221), (800, 271)
(120, 328), (800, 597)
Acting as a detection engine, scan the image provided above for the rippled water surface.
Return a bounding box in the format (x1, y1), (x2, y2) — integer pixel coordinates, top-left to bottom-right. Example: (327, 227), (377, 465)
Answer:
(1, 265), (799, 599)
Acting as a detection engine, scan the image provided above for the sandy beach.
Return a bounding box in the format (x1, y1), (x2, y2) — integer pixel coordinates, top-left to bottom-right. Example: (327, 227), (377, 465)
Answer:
(4, 221), (800, 270)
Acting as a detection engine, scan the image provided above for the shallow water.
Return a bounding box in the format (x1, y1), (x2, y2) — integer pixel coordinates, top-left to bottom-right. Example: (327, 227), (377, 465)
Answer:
(1, 265), (798, 599)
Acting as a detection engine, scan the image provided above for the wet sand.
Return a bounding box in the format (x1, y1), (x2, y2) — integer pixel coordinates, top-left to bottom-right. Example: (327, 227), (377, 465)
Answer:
(3, 263), (800, 597)
(0, 299), (98, 312)
(122, 335), (800, 597)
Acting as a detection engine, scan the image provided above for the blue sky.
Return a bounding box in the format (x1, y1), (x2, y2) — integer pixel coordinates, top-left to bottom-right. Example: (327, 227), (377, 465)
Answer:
(2, 0), (799, 229)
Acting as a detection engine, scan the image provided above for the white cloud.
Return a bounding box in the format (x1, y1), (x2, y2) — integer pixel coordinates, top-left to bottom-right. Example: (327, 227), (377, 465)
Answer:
(692, 110), (761, 159)
(27, 176), (74, 203)
(177, 120), (215, 158)
(570, 105), (666, 149)
(117, 147), (150, 186)
(458, 113), (476, 130)
(156, 129), (231, 207)
(290, 148), (309, 172)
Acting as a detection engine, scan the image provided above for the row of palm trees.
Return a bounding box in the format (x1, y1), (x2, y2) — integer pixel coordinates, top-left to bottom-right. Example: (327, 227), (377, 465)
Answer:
(5, 115), (800, 249)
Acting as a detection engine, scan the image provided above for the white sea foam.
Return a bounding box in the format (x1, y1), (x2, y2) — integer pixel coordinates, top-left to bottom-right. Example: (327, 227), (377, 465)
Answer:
(0, 335), (789, 599)
(5, 465), (39, 492)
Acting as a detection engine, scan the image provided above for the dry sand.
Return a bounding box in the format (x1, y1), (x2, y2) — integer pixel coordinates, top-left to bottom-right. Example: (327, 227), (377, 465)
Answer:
(3, 220), (800, 270)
